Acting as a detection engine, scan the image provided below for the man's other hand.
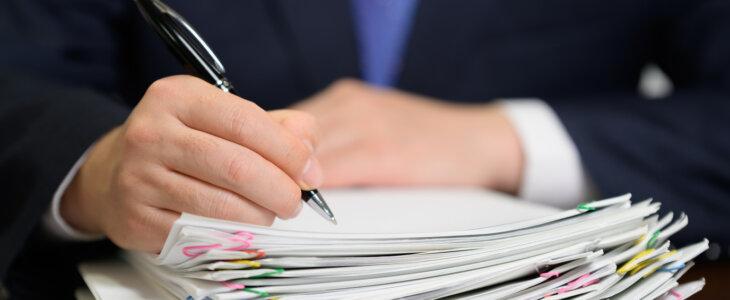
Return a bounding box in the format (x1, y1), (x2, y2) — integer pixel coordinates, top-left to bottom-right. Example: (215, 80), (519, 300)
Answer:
(294, 79), (523, 193)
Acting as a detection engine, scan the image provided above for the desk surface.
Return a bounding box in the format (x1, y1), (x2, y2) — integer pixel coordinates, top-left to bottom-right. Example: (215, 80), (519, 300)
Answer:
(682, 260), (730, 299)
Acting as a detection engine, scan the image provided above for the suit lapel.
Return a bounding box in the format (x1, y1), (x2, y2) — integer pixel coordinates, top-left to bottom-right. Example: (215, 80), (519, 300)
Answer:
(272, 0), (361, 95)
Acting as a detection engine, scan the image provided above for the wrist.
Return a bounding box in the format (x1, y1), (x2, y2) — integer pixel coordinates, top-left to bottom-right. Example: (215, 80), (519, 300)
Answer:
(60, 127), (121, 235)
(60, 169), (101, 235)
(477, 104), (524, 194)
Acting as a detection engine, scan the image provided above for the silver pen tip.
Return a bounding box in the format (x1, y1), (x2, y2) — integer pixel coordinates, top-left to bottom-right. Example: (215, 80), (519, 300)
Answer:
(303, 190), (337, 225)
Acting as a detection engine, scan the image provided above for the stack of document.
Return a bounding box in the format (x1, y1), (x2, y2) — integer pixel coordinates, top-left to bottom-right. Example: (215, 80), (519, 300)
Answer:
(120, 189), (707, 299)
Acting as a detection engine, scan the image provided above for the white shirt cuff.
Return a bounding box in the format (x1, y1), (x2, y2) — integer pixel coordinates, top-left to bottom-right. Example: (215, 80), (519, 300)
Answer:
(42, 145), (105, 241)
(499, 99), (595, 209)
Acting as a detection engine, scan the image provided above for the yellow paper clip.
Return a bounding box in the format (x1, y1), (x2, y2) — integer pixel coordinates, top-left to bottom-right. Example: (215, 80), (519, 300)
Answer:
(229, 260), (261, 268)
(617, 249), (654, 275)
(641, 250), (678, 278)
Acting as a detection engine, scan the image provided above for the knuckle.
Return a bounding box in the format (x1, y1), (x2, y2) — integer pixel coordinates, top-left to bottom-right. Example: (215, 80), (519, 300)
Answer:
(159, 177), (181, 199)
(224, 154), (254, 184)
(146, 77), (178, 100)
(145, 75), (200, 107)
(112, 211), (144, 248)
(225, 104), (263, 141)
(332, 78), (362, 91)
(226, 107), (249, 137)
(337, 91), (370, 111)
(123, 118), (162, 148)
(116, 166), (141, 190)
(206, 191), (237, 218)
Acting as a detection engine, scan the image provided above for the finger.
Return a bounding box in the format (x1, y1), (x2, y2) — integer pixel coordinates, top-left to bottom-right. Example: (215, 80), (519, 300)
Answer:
(150, 76), (320, 190)
(110, 206), (179, 253)
(151, 168), (278, 226)
(141, 208), (180, 253)
(158, 124), (302, 219)
(268, 109), (319, 153)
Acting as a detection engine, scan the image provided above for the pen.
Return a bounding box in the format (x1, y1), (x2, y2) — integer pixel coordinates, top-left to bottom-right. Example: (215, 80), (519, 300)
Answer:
(134, 0), (337, 224)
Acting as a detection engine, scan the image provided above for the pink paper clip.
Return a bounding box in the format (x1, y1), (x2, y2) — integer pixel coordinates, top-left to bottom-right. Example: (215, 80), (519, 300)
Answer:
(581, 278), (600, 287)
(558, 273), (590, 294)
(221, 281), (245, 289)
(225, 231), (254, 251)
(540, 271), (560, 278)
(182, 244), (222, 258)
(229, 231), (254, 241)
(669, 289), (683, 300)
(182, 231), (255, 258)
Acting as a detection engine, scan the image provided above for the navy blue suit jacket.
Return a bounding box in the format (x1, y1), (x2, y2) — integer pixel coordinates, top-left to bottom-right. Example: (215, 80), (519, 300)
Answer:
(1, 0), (729, 297)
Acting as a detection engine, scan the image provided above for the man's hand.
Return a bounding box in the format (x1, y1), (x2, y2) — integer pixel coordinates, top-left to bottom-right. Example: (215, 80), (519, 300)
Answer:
(60, 75), (322, 252)
(293, 79), (523, 193)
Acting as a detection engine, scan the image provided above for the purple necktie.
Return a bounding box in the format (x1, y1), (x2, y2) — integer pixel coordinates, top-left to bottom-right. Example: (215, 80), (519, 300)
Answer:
(350, 0), (419, 87)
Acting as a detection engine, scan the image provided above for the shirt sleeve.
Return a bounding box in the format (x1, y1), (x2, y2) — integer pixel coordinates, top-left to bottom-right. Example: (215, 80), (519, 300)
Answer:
(42, 145), (105, 241)
(498, 99), (596, 209)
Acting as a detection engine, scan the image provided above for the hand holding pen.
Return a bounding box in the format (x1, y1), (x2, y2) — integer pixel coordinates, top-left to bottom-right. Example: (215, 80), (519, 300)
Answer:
(133, 0), (335, 224)
(56, 2), (333, 254)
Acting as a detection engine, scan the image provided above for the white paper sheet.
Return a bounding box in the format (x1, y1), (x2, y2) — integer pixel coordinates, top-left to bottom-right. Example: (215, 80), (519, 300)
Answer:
(80, 188), (558, 299)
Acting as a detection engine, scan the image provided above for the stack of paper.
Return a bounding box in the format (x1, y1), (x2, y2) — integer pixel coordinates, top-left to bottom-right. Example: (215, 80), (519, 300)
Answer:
(119, 189), (707, 299)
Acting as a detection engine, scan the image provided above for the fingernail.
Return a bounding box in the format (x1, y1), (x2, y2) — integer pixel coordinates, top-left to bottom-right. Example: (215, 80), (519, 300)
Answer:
(290, 200), (303, 219)
(300, 156), (323, 190)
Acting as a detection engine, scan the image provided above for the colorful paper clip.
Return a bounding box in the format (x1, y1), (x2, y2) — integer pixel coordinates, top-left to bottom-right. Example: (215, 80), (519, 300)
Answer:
(221, 281), (245, 289)
(617, 249), (654, 275)
(582, 278), (600, 288)
(540, 271), (560, 278)
(646, 230), (661, 250)
(657, 263), (686, 273)
(241, 288), (268, 296)
(229, 260), (261, 268)
(220, 281), (269, 296)
(639, 250), (678, 277)
(182, 231), (254, 258)
(558, 273), (590, 294)
(576, 201), (597, 212)
(243, 250), (267, 259)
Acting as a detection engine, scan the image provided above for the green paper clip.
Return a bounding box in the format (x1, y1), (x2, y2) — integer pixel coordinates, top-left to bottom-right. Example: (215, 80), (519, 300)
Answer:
(577, 201), (597, 212)
(242, 288), (269, 296)
(646, 230), (661, 250)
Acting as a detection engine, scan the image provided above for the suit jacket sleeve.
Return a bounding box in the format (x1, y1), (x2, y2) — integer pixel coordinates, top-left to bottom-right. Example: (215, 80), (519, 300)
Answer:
(550, 0), (730, 247)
